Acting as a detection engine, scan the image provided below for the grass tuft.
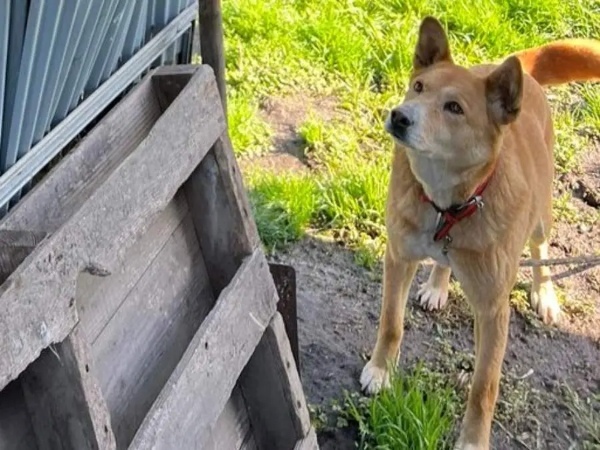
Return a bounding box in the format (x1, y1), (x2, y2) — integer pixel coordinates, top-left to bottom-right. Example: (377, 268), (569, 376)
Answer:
(247, 171), (318, 252)
(343, 363), (460, 450)
(562, 385), (600, 449)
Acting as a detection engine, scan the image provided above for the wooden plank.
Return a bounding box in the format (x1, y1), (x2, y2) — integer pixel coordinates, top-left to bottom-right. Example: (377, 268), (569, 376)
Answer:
(294, 428), (319, 450)
(213, 135), (260, 249)
(77, 192), (189, 344)
(239, 312), (312, 450)
(0, 65), (224, 389)
(129, 249), (278, 450)
(151, 64), (198, 112)
(198, 0), (227, 119)
(0, 230), (47, 284)
(20, 327), (116, 450)
(92, 214), (214, 448)
(200, 387), (253, 450)
(184, 136), (259, 296)
(0, 380), (38, 450)
(0, 71), (162, 234)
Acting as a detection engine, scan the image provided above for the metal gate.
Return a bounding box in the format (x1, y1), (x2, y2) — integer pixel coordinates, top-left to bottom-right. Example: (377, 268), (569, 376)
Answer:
(0, 0), (197, 213)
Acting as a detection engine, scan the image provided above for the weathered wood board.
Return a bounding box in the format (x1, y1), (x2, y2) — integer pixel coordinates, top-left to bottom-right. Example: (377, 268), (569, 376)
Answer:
(0, 64), (224, 390)
(0, 64), (317, 450)
(129, 249), (278, 449)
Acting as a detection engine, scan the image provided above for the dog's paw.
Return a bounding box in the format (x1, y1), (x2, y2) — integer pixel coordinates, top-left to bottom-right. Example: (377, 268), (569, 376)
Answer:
(531, 282), (560, 325)
(417, 281), (449, 311)
(360, 361), (390, 395)
(454, 444), (486, 450)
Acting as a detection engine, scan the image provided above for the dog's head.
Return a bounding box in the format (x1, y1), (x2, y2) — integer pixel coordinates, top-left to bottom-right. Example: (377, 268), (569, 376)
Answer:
(385, 17), (523, 169)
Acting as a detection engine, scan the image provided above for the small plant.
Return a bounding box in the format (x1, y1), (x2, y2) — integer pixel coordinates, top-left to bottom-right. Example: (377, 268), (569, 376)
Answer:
(343, 363), (460, 450)
(562, 385), (600, 449)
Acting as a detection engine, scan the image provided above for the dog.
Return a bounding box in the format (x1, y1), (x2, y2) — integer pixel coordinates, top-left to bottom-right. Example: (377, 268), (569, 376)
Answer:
(360, 16), (600, 450)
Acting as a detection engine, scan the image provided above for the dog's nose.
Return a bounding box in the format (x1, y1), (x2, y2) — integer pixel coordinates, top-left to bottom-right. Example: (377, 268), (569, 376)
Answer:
(390, 108), (413, 129)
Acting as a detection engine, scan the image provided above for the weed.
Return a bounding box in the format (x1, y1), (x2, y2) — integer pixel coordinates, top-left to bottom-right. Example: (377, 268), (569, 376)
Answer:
(308, 403), (329, 431)
(553, 192), (579, 223)
(562, 385), (600, 449)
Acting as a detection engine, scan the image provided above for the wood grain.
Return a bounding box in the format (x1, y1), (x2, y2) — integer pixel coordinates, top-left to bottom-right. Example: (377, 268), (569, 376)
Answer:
(0, 65), (224, 390)
(129, 249), (278, 449)
(92, 214), (214, 448)
(20, 327), (116, 450)
(239, 312), (312, 450)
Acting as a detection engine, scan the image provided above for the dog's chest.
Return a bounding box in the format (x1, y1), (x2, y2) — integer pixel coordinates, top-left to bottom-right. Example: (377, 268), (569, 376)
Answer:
(401, 210), (452, 266)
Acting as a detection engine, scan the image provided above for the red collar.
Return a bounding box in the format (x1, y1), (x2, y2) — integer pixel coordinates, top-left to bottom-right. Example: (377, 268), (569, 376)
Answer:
(420, 175), (492, 245)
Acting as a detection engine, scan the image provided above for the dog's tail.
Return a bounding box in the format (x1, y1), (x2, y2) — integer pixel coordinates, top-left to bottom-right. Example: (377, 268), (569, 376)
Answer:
(512, 39), (600, 86)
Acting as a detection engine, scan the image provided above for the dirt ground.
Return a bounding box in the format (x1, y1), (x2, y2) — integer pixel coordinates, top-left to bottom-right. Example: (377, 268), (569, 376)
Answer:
(247, 96), (600, 449)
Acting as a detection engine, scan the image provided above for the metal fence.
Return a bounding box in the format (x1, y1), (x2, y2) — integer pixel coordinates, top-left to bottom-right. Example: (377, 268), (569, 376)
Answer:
(0, 0), (197, 213)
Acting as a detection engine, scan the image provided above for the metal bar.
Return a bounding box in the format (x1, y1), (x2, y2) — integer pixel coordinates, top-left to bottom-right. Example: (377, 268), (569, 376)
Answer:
(0, 1), (26, 163)
(154, 0), (170, 65)
(105, 0), (138, 77)
(2, 0), (63, 172)
(146, 0), (156, 41)
(14, 0), (70, 203)
(67, 0), (120, 111)
(36, 0), (84, 140)
(85, 0), (128, 92)
(46, 0), (94, 131)
(121, 0), (148, 61)
(0, 2), (10, 151)
(0, 3), (198, 209)
(53, 0), (117, 121)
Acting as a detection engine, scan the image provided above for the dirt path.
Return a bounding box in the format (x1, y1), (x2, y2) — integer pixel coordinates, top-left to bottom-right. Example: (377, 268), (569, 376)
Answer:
(245, 95), (600, 449)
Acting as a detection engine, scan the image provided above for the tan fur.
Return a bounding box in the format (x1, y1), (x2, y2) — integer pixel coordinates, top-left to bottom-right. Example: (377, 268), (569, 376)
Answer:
(360, 17), (600, 449)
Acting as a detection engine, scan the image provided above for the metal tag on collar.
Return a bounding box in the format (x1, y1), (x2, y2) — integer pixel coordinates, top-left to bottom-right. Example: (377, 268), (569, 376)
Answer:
(435, 211), (443, 228)
(473, 195), (484, 209)
(442, 235), (452, 255)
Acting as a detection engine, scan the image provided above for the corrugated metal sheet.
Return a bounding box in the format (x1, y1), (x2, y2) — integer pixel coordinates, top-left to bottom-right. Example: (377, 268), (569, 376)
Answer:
(0, 0), (197, 213)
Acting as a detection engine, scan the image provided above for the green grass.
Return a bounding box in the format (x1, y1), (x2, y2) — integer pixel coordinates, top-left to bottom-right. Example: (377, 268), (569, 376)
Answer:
(343, 364), (460, 450)
(228, 91), (273, 157)
(224, 0), (600, 263)
(247, 170), (318, 251)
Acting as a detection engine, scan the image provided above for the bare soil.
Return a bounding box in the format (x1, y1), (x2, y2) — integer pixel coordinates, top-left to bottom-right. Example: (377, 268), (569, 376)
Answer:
(247, 96), (600, 450)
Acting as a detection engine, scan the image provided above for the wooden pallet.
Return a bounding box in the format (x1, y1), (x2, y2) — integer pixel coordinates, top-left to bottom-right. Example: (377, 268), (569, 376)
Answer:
(0, 65), (317, 450)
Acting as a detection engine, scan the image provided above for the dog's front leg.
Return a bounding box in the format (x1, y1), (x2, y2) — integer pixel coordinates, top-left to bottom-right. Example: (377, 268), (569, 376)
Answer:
(360, 246), (417, 394)
(456, 297), (511, 450)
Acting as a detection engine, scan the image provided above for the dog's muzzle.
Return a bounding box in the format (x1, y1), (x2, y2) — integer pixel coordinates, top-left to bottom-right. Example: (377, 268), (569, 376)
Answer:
(386, 106), (414, 140)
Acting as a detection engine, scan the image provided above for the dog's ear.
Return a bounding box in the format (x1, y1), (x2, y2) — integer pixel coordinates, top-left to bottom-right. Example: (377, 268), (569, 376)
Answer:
(486, 56), (523, 125)
(413, 17), (452, 70)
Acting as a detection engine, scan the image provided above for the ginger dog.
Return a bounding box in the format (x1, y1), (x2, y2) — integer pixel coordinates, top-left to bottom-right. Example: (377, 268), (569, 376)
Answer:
(361, 16), (600, 450)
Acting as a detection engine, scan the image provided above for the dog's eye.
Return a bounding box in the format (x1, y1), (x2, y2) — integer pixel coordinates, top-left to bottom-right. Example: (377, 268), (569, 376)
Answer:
(414, 81), (423, 93)
(444, 101), (464, 115)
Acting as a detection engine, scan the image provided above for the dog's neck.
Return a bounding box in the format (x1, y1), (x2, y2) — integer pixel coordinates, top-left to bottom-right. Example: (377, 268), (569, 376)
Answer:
(406, 152), (490, 210)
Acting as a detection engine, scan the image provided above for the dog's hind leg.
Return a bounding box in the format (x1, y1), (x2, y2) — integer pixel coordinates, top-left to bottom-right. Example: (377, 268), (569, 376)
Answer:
(417, 263), (451, 310)
(529, 220), (560, 324)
